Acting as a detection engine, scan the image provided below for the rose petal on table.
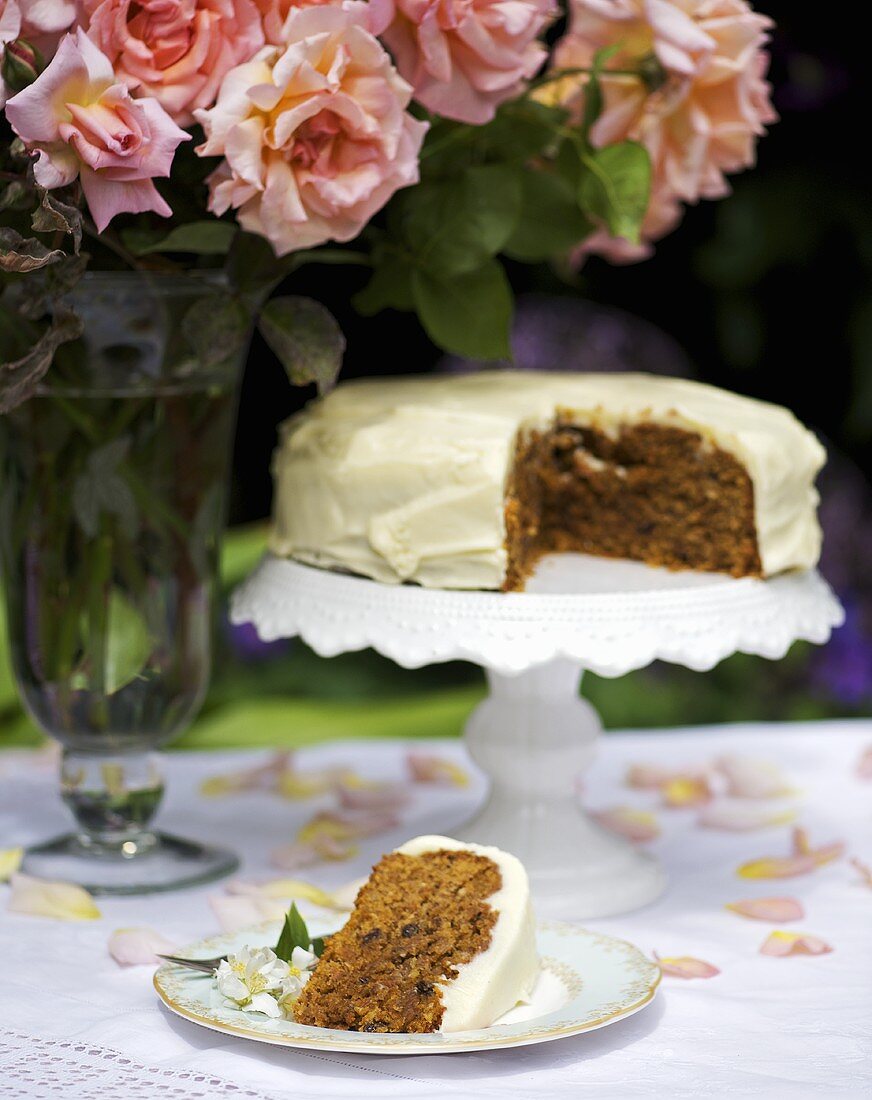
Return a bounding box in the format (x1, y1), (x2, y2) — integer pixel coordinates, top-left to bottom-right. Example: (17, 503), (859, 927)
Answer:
(276, 766), (352, 800)
(662, 776), (713, 808)
(625, 763), (709, 790)
(654, 952), (720, 979)
(592, 807), (660, 843)
(725, 897), (805, 922)
(791, 826), (845, 867)
(200, 751), (295, 797)
(850, 856), (872, 888)
(269, 808), (398, 872)
(737, 827), (845, 878)
(209, 894), (289, 932)
(699, 799), (797, 832)
(0, 847), (23, 882)
(715, 754), (793, 799)
(406, 753), (469, 787)
(336, 779), (411, 813)
(856, 745), (872, 780)
(759, 931), (833, 957)
(7, 873), (100, 921)
(108, 927), (177, 967)
(226, 878), (342, 909)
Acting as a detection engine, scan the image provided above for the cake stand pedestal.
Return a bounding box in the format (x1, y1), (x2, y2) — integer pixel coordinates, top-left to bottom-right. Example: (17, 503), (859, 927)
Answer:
(230, 554), (843, 920)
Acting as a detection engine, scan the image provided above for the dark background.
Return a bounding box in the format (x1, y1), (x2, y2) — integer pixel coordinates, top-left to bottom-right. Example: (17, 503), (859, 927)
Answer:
(220, 0), (872, 729)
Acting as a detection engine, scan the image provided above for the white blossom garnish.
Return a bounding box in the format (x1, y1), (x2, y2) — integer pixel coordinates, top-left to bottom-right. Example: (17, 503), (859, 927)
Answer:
(215, 944), (318, 1019)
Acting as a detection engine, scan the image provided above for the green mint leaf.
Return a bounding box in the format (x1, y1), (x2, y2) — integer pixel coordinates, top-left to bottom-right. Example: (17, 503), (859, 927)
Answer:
(579, 141), (652, 245)
(259, 295), (345, 393)
(311, 936), (326, 958)
(411, 258), (513, 360)
(504, 169), (594, 262)
(274, 903), (312, 962)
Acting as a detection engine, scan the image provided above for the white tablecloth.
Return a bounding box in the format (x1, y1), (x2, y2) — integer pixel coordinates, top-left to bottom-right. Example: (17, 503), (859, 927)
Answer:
(1, 721), (871, 1099)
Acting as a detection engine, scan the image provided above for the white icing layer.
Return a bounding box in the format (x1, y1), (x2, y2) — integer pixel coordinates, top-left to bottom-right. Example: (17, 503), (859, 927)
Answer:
(271, 371), (825, 588)
(394, 835), (538, 1033)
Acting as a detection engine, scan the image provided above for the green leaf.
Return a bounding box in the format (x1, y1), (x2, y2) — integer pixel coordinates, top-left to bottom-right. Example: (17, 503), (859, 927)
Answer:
(259, 295), (345, 393)
(274, 903), (312, 962)
(411, 259), (513, 360)
(579, 141), (652, 245)
(182, 291), (250, 370)
(394, 165), (522, 277)
(353, 251), (415, 315)
(311, 936), (326, 958)
(0, 307), (83, 413)
(72, 437), (138, 540)
(0, 227), (64, 273)
(227, 231), (286, 309)
(504, 170), (594, 262)
(122, 221), (237, 256)
(580, 44), (621, 146)
(104, 590), (152, 695)
(32, 189), (82, 253)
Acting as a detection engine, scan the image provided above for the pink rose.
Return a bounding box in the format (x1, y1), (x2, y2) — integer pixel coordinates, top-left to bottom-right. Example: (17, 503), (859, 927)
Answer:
(375, 0), (556, 124)
(255, 0), (373, 45)
(5, 29), (190, 230)
(552, 0), (776, 260)
(1, 0), (76, 104)
(82, 0), (265, 125)
(195, 5), (427, 254)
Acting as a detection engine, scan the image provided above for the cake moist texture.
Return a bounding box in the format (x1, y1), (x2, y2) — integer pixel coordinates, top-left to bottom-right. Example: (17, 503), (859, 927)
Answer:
(293, 835), (538, 1033)
(271, 371), (825, 591)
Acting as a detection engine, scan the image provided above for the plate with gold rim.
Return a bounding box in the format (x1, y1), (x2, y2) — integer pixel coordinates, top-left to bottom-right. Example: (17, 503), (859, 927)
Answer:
(154, 919), (660, 1055)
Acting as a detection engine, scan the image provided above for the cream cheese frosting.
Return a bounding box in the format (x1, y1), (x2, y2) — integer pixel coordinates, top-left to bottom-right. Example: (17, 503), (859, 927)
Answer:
(394, 835), (539, 1032)
(270, 371), (825, 589)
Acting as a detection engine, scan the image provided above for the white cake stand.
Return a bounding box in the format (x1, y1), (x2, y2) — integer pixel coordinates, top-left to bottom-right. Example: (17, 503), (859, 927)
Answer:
(230, 553), (843, 920)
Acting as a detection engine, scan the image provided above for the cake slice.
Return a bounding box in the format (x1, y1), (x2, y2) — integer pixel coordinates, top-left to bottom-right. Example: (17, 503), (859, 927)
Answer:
(293, 835), (538, 1033)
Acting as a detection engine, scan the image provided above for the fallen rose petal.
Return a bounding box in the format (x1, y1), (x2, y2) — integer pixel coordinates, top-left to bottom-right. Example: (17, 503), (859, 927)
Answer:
(856, 745), (872, 780)
(200, 751), (294, 797)
(592, 807), (660, 843)
(662, 776), (713, 808)
(407, 752), (469, 787)
(108, 927), (177, 967)
(738, 828), (846, 879)
(725, 897), (805, 922)
(654, 952), (720, 979)
(336, 779), (411, 813)
(759, 931), (833, 957)
(0, 847), (23, 882)
(715, 754), (792, 799)
(7, 872), (100, 921)
(792, 827), (846, 867)
(626, 763), (709, 790)
(699, 799), (797, 832)
(276, 766), (352, 800)
(298, 809), (399, 844)
(850, 856), (872, 888)
(226, 878), (341, 909)
(209, 894), (288, 932)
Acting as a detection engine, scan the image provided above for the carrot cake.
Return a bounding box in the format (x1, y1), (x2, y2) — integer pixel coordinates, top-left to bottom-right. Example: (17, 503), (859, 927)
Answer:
(270, 371), (825, 591)
(293, 835), (538, 1033)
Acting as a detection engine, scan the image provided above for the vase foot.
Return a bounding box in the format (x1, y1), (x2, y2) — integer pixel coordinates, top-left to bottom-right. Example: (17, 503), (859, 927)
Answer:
(22, 831), (239, 896)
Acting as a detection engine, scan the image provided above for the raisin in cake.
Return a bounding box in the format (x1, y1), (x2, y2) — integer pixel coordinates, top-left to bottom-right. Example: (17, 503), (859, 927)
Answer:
(293, 835), (538, 1033)
(270, 371), (825, 591)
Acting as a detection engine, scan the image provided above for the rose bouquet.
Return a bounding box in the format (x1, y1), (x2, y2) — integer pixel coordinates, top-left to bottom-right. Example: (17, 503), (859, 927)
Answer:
(1, 0), (777, 401)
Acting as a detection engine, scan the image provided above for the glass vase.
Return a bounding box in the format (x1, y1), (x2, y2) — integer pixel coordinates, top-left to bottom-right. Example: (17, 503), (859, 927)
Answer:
(0, 272), (248, 893)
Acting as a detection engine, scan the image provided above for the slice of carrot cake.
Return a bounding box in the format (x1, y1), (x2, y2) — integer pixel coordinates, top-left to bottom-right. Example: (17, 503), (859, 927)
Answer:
(293, 835), (538, 1033)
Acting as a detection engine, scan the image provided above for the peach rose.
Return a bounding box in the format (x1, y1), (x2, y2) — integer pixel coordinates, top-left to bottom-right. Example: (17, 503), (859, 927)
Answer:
(553, 0), (776, 259)
(254, 0), (378, 45)
(5, 29), (190, 229)
(82, 0), (265, 125)
(374, 0), (556, 124)
(195, 5), (427, 254)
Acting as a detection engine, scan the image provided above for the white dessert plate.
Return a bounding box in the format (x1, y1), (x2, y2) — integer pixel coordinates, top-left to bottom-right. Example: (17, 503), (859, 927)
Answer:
(154, 919), (660, 1055)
